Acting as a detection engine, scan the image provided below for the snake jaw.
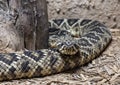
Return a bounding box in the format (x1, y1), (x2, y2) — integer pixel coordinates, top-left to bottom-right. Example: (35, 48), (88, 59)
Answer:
(58, 41), (79, 55)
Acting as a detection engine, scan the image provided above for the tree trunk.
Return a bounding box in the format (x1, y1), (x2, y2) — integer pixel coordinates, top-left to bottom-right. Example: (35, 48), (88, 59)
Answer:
(0, 0), (48, 52)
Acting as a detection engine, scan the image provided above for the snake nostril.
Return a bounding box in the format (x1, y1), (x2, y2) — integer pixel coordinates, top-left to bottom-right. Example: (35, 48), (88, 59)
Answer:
(66, 41), (72, 46)
(57, 43), (64, 48)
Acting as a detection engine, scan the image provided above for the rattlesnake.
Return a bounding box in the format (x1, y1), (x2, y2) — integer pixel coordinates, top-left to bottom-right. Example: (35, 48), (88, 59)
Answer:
(0, 19), (112, 81)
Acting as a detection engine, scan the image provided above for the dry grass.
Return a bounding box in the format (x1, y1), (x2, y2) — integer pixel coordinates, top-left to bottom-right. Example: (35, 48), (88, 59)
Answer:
(0, 29), (120, 85)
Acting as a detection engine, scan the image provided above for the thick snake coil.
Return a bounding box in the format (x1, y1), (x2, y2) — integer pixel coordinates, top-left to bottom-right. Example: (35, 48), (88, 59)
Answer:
(0, 19), (112, 81)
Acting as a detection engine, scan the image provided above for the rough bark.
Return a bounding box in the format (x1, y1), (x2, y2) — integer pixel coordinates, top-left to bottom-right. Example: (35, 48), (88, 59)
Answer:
(0, 0), (48, 52)
(0, 0), (23, 52)
(35, 0), (49, 50)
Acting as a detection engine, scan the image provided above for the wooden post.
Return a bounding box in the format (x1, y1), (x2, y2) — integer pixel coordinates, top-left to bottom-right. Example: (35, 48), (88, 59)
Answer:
(35, 0), (49, 49)
(0, 0), (48, 52)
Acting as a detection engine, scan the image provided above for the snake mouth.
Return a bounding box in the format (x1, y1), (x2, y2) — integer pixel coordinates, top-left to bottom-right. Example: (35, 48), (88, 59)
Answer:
(58, 43), (79, 55)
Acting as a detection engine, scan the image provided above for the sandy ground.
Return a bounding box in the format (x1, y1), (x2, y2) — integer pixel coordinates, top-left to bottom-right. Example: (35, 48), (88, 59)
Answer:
(0, 29), (119, 85)
(0, 0), (120, 84)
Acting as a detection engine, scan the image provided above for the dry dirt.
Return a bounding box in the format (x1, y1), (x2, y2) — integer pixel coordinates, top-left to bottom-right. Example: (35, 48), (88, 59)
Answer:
(47, 0), (120, 29)
(0, 0), (120, 85)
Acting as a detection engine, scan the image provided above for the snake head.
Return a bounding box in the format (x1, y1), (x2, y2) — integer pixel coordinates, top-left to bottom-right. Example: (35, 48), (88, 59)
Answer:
(57, 39), (79, 55)
(49, 31), (78, 55)
(49, 28), (79, 55)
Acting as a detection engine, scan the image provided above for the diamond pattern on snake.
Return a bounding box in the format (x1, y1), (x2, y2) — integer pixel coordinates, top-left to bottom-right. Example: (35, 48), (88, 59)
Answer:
(0, 19), (112, 81)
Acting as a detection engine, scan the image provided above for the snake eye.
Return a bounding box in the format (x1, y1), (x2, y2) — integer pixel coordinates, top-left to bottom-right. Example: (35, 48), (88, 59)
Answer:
(51, 39), (55, 42)
(57, 43), (64, 48)
(75, 27), (78, 32)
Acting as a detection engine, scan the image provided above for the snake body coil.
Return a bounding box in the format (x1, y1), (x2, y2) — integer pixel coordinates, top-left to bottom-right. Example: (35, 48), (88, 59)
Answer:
(0, 19), (112, 81)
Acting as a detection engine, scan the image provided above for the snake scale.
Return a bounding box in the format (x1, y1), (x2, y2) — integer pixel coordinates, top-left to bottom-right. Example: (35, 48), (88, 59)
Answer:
(0, 19), (112, 81)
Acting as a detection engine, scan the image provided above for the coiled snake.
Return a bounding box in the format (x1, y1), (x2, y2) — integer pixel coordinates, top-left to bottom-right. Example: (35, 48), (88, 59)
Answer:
(0, 19), (112, 81)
